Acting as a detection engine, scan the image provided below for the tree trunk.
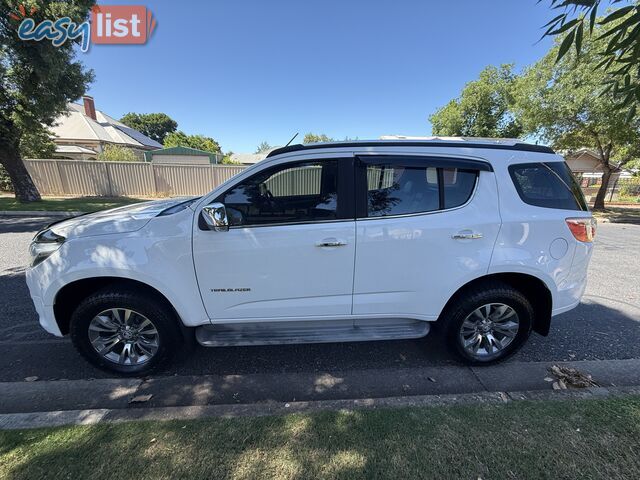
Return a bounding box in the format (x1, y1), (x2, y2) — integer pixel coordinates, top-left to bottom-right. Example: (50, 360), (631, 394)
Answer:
(0, 144), (42, 203)
(593, 167), (612, 211)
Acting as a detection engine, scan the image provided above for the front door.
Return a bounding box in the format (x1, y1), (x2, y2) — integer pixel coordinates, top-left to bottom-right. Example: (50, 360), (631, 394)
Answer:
(193, 156), (356, 321)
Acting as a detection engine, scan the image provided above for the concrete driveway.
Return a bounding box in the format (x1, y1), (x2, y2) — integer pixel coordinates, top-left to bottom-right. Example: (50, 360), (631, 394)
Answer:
(1, 215), (639, 385)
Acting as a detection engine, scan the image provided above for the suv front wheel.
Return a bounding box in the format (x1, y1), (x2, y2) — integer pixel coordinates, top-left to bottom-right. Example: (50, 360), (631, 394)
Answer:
(70, 287), (183, 376)
(441, 282), (533, 365)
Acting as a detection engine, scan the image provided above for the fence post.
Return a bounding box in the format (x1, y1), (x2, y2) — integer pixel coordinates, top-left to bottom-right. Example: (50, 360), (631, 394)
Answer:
(55, 160), (69, 195)
(150, 162), (159, 197)
(102, 161), (114, 197)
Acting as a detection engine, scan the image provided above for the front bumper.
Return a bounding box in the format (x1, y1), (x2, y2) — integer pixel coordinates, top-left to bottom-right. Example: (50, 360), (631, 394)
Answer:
(25, 266), (63, 337)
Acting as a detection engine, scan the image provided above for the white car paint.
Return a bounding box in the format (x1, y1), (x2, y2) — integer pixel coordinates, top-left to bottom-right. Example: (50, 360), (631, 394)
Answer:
(26, 140), (593, 343)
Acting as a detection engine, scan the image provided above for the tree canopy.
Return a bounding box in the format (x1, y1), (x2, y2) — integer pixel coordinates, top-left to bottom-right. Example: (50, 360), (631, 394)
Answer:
(429, 65), (522, 138)
(303, 133), (335, 144)
(514, 24), (640, 209)
(0, 0), (95, 201)
(255, 141), (272, 154)
(540, 1), (640, 118)
(120, 112), (178, 144)
(163, 131), (222, 154)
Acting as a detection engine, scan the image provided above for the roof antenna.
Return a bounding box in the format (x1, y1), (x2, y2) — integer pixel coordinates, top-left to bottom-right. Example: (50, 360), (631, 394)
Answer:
(284, 132), (299, 147)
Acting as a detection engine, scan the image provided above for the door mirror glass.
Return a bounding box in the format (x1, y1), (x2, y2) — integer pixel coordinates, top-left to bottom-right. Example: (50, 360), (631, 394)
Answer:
(201, 202), (229, 231)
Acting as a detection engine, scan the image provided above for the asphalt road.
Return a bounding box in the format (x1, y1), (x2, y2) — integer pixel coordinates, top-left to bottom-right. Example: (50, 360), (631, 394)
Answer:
(0, 215), (638, 383)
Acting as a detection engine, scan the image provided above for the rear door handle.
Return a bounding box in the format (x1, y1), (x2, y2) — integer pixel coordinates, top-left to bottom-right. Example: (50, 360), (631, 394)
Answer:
(316, 238), (347, 247)
(452, 232), (483, 240)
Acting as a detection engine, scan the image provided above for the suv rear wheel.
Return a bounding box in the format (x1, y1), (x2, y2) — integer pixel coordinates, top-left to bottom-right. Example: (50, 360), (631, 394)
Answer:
(441, 282), (533, 365)
(70, 288), (183, 376)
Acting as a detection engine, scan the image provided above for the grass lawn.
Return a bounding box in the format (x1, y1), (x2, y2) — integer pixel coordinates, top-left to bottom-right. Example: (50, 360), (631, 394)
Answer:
(592, 205), (640, 225)
(0, 196), (144, 213)
(2, 396), (640, 480)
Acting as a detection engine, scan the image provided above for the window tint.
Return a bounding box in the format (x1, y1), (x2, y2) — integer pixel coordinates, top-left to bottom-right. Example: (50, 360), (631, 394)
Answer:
(218, 160), (339, 226)
(366, 165), (440, 217)
(509, 162), (588, 211)
(442, 168), (478, 209)
(365, 164), (478, 217)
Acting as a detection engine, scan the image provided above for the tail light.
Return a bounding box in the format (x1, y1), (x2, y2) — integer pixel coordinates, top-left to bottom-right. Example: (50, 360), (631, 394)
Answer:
(566, 217), (597, 243)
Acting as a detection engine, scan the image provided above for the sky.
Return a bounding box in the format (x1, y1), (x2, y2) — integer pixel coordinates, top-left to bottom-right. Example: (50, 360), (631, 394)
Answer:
(81, 0), (558, 153)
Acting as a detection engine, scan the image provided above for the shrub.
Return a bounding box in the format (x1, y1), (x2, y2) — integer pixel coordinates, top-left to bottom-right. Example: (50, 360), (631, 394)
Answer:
(0, 164), (13, 192)
(97, 145), (141, 162)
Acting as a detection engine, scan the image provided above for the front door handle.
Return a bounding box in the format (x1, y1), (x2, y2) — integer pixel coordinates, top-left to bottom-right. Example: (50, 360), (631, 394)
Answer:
(316, 238), (347, 247)
(452, 232), (483, 240)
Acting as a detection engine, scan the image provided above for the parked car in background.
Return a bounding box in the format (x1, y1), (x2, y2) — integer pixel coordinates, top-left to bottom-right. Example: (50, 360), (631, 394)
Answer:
(26, 138), (596, 375)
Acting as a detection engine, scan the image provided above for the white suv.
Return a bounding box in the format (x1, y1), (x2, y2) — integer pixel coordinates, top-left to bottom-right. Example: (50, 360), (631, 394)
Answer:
(26, 139), (596, 375)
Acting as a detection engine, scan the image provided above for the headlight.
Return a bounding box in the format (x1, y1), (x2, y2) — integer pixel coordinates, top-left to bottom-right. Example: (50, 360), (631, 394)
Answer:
(29, 229), (65, 267)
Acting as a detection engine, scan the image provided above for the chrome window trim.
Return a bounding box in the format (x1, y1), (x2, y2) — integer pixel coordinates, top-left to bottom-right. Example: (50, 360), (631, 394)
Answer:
(227, 218), (355, 230)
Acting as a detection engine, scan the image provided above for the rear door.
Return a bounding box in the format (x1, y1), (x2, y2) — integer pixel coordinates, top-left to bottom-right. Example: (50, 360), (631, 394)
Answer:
(352, 154), (501, 321)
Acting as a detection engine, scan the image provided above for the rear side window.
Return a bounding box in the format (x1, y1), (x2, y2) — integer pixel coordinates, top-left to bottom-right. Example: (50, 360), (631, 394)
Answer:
(363, 163), (479, 217)
(509, 162), (588, 211)
(442, 168), (478, 209)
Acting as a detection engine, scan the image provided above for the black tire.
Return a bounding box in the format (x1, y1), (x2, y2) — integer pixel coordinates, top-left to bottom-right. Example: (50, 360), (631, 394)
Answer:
(70, 287), (183, 376)
(440, 282), (533, 365)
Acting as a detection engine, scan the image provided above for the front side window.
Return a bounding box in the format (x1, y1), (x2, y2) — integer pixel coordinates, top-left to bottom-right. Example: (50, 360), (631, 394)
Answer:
(509, 162), (588, 211)
(363, 162), (478, 217)
(217, 160), (339, 226)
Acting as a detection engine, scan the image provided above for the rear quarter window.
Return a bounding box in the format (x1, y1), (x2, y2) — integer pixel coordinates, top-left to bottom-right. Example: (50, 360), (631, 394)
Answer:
(508, 162), (588, 211)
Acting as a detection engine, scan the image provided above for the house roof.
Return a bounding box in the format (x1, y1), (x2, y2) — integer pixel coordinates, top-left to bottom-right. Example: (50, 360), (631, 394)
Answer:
(50, 103), (162, 150)
(230, 152), (269, 164)
(55, 145), (98, 155)
(143, 146), (220, 162)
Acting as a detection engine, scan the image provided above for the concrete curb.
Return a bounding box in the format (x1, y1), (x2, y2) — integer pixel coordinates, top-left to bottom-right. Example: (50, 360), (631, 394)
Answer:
(0, 210), (83, 217)
(2, 385), (640, 430)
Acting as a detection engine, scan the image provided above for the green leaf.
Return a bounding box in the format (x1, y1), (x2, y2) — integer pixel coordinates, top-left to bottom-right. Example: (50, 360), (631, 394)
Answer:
(621, 91), (635, 108)
(625, 105), (637, 123)
(599, 5), (635, 24)
(595, 56), (615, 70)
(540, 17), (566, 40)
(603, 29), (624, 54)
(600, 83), (614, 96)
(575, 22), (584, 55)
(550, 18), (580, 34)
(598, 24), (625, 42)
(589, 5), (598, 33)
(556, 28), (576, 63)
(543, 13), (566, 28)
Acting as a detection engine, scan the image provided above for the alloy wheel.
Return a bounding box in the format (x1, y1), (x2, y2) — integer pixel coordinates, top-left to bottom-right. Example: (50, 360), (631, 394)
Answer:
(459, 303), (520, 359)
(88, 308), (160, 366)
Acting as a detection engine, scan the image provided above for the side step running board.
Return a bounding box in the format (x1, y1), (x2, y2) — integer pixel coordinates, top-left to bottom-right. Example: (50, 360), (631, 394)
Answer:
(196, 318), (430, 347)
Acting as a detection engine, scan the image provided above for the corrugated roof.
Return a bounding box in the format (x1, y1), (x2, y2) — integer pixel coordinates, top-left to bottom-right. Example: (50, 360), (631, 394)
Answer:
(51, 103), (162, 150)
(143, 146), (221, 163)
(230, 152), (268, 164)
(149, 146), (212, 156)
(55, 145), (97, 154)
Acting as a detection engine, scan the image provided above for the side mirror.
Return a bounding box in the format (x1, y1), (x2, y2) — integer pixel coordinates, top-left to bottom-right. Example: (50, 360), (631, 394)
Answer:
(201, 202), (229, 232)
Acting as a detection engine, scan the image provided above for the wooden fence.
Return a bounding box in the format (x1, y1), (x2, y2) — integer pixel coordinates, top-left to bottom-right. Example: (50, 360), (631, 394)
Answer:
(24, 159), (246, 197)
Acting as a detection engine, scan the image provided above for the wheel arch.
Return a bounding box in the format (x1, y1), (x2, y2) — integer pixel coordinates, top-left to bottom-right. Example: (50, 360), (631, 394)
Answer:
(438, 272), (552, 336)
(53, 277), (185, 336)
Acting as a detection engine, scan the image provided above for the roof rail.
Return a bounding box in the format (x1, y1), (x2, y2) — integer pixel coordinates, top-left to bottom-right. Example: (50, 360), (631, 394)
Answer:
(266, 140), (555, 158)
